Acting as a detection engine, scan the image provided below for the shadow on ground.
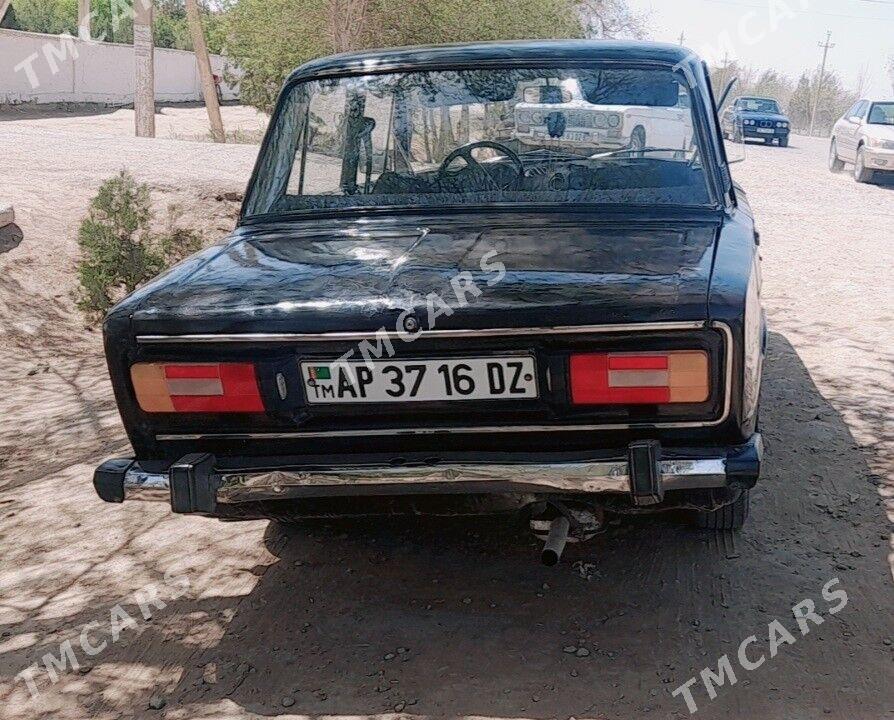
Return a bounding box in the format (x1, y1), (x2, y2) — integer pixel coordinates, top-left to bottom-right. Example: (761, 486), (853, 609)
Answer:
(3, 332), (891, 720)
(0, 102), (239, 123)
(163, 332), (894, 719)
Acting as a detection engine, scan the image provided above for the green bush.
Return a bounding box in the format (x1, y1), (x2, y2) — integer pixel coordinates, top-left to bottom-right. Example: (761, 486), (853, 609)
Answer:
(76, 172), (204, 320)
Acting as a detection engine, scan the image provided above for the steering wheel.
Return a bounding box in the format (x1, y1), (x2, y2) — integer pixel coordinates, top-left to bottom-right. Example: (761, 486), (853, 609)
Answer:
(437, 141), (525, 192)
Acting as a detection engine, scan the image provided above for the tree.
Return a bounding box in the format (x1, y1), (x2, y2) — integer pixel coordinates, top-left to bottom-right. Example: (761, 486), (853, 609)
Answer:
(4, 0), (78, 35)
(225, 0), (588, 112)
(577, 0), (648, 39)
(708, 58), (756, 108)
(788, 68), (856, 135)
(4, 0), (225, 52)
(749, 69), (795, 110)
(185, 0), (225, 142)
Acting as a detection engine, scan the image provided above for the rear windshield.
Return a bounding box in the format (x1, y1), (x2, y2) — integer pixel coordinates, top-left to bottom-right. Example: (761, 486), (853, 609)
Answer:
(244, 65), (714, 218)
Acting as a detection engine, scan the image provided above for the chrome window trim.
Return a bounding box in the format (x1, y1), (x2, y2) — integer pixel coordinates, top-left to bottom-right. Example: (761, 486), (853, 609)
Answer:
(152, 321), (734, 439)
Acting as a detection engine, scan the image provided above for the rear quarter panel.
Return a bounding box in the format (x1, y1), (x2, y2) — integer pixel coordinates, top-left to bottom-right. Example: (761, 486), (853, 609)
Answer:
(709, 206), (762, 438)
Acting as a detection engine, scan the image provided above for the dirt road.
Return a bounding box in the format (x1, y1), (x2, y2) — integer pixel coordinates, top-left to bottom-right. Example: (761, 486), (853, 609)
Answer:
(0, 108), (891, 720)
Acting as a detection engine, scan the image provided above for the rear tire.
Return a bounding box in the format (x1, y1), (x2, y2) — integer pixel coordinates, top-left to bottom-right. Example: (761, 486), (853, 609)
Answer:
(854, 146), (874, 183)
(828, 139), (844, 172)
(693, 490), (750, 531)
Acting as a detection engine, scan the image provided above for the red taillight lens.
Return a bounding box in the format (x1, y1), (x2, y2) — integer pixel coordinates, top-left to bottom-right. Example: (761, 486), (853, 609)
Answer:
(131, 363), (264, 413)
(570, 350), (709, 405)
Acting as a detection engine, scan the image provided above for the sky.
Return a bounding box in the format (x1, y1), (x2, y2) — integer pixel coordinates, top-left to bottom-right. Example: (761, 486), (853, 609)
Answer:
(626, 0), (894, 97)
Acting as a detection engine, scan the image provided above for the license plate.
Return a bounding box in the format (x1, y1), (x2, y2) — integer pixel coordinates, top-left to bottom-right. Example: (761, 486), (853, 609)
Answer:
(301, 357), (538, 404)
(757, 128), (774, 134)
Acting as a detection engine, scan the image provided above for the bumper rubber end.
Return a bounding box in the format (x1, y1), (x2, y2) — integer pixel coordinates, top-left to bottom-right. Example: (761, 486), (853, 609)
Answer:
(93, 458), (134, 503)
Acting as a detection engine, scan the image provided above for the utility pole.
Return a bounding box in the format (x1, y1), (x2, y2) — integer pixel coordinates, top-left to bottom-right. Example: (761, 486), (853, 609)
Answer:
(77, 0), (90, 40)
(809, 31), (835, 137)
(133, 0), (155, 138)
(678, 31), (686, 46)
(185, 0), (225, 142)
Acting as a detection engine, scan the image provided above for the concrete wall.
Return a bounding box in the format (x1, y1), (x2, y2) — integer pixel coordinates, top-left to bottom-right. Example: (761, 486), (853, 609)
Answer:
(0, 28), (239, 104)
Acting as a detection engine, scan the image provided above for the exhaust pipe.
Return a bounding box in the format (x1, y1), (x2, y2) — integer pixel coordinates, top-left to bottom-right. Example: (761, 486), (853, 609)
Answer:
(541, 516), (570, 566)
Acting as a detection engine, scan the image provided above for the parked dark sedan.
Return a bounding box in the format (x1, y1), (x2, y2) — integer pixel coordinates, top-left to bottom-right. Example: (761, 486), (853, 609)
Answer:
(722, 96), (791, 146)
(94, 41), (765, 563)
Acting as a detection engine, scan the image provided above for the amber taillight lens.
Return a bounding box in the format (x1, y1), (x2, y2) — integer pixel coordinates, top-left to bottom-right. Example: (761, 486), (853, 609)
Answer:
(130, 363), (264, 413)
(570, 350), (709, 405)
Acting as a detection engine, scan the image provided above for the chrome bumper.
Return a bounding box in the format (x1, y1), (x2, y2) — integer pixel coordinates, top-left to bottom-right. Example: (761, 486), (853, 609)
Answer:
(217, 458), (729, 502)
(865, 148), (894, 169)
(94, 436), (762, 512)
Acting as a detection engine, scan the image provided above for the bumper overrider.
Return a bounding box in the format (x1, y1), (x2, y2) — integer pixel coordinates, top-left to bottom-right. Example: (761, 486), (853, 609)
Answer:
(93, 435), (762, 515)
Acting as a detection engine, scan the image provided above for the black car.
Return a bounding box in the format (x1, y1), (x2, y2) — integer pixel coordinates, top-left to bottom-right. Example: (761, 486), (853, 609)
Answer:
(94, 41), (766, 563)
(722, 96), (791, 146)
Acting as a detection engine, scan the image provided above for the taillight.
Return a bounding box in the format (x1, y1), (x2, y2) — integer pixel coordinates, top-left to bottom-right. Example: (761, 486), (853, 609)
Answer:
(130, 363), (264, 413)
(570, 350), (709, 405)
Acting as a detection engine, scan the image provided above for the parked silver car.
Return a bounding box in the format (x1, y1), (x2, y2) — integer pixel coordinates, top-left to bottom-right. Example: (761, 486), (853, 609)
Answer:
(829, 98), (894, 183)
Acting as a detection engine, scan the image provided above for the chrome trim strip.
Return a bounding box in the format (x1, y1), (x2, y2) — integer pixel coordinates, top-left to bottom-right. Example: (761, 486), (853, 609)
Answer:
(153, 321), (734, 439)
(215, 458), (727, 503)
(136, 321), (706, 345)
(123, 468), (170, 501)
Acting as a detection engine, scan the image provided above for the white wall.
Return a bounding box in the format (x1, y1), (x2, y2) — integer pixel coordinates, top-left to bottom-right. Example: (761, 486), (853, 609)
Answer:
(0, 28), (239, 104)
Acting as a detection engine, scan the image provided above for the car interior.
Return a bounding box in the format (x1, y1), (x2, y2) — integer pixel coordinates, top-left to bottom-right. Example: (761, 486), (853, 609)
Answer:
(253, 67), (714, 214)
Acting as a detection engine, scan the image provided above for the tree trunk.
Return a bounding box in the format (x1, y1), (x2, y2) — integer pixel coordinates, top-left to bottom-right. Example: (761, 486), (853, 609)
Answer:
(185, 0), (225, 143)
(133, 0), (155, 138)
(427, 109), (439, 160)
(421, 110), (432, 163)
(438, 107), (455, 159)
(77, 0), (91, 39)
(460, 104), (470, 144)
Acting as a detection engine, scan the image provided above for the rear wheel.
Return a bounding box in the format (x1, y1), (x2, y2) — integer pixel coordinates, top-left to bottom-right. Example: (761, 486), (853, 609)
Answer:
(692, 490), (750, 531)
(854, 146), (874, 183)
(828, 139), (844, 172)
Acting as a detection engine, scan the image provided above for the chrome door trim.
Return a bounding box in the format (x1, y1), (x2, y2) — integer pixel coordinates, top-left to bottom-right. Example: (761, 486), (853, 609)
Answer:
(136, 320), (706, 344)
(155, 322), (734, 439)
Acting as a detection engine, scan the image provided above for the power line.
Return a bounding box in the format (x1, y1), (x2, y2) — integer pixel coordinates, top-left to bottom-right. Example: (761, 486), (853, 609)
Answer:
(809, 31), (835, 137)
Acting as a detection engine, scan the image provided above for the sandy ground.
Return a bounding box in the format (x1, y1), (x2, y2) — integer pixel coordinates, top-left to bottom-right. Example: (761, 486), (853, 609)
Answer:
(0, 106), (892, 720)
